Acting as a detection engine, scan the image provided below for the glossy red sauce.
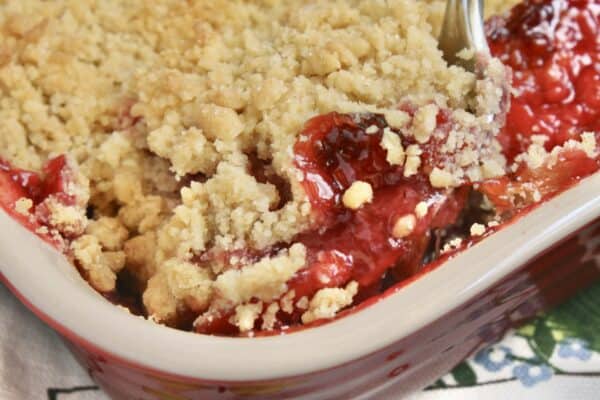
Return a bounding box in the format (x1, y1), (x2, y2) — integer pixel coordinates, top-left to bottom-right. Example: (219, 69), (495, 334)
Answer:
(487, 0), (600, 160)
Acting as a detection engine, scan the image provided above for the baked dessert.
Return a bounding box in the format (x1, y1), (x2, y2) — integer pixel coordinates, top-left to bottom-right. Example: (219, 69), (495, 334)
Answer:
(0, 0), (597, 336)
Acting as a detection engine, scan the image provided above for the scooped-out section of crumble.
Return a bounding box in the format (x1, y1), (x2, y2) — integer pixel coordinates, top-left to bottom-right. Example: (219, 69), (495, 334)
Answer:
(0, 0), (597, 336)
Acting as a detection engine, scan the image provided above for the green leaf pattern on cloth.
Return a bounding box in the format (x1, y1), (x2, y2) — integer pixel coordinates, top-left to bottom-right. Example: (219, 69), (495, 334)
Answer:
(430, 282), (600, 389)
(451, 363), (477, 386)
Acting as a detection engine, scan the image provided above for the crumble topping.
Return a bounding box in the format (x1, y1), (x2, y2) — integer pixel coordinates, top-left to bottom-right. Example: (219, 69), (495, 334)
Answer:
(232, 303), (263, 333)
(404, 144), (423, 178)
(342, 181), (374, 210)
(413, 104), (439, 144)
(429, 168), (457, 189)
(301, 281), (359, 324)
(469, 223), (486, 237)
(14, 198), (32, 216)
(143, 259), (213, 323)
(261, 303), (281, 331)
(214, 244), (306, 306)
(514, 133), (598, 171)
(295, 296), (309, 311)
(280, 290), (297, 314)
(71, 235), (126, 293)
(85, 217), (129, 252)
(381, 127), (406, 166)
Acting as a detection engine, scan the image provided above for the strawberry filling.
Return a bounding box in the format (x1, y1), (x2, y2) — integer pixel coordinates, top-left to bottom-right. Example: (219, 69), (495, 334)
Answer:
(488, 0), (600, 160)
(0, 155), (77, 245)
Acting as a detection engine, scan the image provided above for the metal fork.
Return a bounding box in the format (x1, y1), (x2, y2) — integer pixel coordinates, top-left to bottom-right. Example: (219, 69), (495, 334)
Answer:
(438, 0), (489, 72)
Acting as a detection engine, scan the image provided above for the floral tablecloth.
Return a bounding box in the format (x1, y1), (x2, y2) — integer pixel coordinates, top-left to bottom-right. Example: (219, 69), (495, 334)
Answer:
(1, 281), (599, 399)
(412, 281), (600, 400)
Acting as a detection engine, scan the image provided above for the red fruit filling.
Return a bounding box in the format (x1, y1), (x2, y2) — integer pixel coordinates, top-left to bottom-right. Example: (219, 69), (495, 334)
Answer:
(487, 0), (600, 160)
(291, 113), (467, 289)
(0, 155), (77, 245)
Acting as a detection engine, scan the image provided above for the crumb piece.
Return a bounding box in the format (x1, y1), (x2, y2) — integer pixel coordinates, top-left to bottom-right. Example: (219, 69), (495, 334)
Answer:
(231, 302), (263, 332)
(280, 290), (296, 314)
(381, 127), (405, 165)
(487, 220), (500, 228)
(251, 78), (287, 111)
(365, 125), (379, 134)
(214, 244), (306, 305)
(429, 167), (456, 188)
(103, 251), (126, 272)
(123, 232), (157, 282)
(143, 259), (213, 322)
(37, 198), (87, 237)
(414, 201), (428, 218)
(296, 296), (309, 310)
(86, 217), (129, 251)
(147, 314), (160, 324)
(404, 145), (422, 177)
(514, 131), (597, 173)
(71, 235), (117, 293)
(163, 261), (214, 313)
(392, 214), (416, 239)
(442, 237), (463, 253)
(518, 141), (548, 170)
(456, 48), (475, 60)
(413, 104), (438, 143)
(470, 223), (486, 236)
(112, 171), (143, 204)
(481, 159), (505, 179)
(118, 195), (165, 233)
(15, 198), (33, 216)
(186, 103), (244, 141)
(147, 126), (219, 177)
(261, 303), (280, 330)
(384, 110), (409, 129)
(580, 132), (597, 158)
(302, 48), (342, 76)
(457, 148), (477, 167)
(342, 181), (373, 210)
(301, 281), (358, 324)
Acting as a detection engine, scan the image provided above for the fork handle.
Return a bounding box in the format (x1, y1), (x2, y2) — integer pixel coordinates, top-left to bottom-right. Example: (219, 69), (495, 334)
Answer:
(438, 0), (489, 72)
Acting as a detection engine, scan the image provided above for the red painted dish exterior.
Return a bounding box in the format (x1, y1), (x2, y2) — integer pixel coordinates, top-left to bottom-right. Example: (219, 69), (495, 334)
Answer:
(3, 218), (599, 399)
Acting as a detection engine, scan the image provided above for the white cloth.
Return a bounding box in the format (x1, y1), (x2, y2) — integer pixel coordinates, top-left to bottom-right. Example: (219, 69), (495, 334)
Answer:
(2, 282), (599, 400)
(0, 283), (107, 400)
